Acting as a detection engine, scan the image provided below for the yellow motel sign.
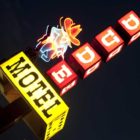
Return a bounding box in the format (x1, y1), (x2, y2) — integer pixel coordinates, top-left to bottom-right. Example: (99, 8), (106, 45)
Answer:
(0, 51), (69, 140)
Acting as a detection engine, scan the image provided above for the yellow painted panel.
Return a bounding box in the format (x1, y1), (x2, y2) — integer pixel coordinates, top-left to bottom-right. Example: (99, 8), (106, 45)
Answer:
(0, 51), (69, 139)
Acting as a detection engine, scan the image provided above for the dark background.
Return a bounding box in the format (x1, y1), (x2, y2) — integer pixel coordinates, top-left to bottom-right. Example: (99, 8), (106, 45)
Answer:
(0, 0), (140, 140)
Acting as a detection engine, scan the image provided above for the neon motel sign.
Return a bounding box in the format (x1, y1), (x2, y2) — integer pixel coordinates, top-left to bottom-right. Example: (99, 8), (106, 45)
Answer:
(0, 10), (140, 140)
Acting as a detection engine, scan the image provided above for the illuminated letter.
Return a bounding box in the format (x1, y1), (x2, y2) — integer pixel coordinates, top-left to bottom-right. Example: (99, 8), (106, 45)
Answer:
(52, 65), (72, 83)
(19, 72), (38, 87)
(34, 89), (54, 107)
(122, 14), (140, 30)
(42, 99), (61, 118)
(47, 60), (78, 95)
(101, 30), (120, 46)
(27, 81), (46, 96)
(6, 57), (31, 78)
(34, 89), (61, 118)
(76, 46), (95, 64)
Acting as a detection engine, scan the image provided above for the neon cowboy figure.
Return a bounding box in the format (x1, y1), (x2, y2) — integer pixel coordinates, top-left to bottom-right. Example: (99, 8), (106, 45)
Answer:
(35, 17), (82, 62)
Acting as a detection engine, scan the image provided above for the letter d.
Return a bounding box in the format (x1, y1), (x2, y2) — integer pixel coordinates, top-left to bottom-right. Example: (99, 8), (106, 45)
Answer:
(122, 14), (140, 30)
(76, 46), (95, 64)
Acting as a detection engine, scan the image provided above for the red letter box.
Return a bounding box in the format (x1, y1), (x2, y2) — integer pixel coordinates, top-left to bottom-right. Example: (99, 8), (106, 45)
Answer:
(68, 43), (101, 79)
(115, 10), (140, 45)
(47, 60), (78, 96)
(93, 26), (124, 62)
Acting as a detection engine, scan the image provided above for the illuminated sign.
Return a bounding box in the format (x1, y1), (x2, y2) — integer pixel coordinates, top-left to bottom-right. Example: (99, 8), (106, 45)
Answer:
(0, 52), (69, 140)
(35, 17), (82, 62)
(0, 10), (140, 140)
(47, 60), (78, 96)
(46, 10), (140, 97)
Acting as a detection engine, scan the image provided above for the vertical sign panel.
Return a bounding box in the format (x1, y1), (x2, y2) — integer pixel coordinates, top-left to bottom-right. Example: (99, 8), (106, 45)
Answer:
(0, 51), (69, 140)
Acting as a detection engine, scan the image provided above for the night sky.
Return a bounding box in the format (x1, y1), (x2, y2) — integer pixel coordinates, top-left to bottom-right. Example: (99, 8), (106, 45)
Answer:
(0, 0), (140, 140)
